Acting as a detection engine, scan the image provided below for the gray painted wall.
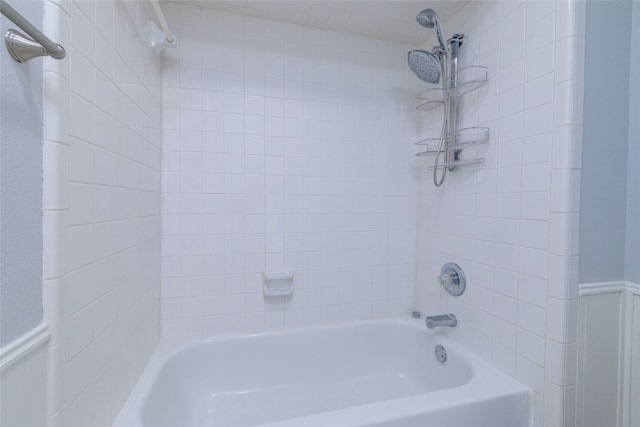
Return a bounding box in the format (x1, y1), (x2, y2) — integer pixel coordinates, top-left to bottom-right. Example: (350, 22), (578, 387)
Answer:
(626, 2), (640, 283)
(0, 0), (44, 346)
(579, 1), (633, 283)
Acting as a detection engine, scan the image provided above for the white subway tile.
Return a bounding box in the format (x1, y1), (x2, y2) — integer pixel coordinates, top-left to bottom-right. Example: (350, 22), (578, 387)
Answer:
(553, 80), (584, 127)
(517, 354), (544, 394)
(520, 191), (549, 220)
(550, 169), (580, 213)
(44, 142), (70, 210)
(525, 46), (555, 82)
(546, 297), (577, 343)
(555, 0), (586, 39)
(519, 247), (548, 278)
(69, 92), (95, 142)
(554, 36), (585, 84)
(525, 13), (555, 54)
(70, 3), (94, 60)
(44, 1), (71, 76)
(520, 220), (549, 250)
(500, 5), (525, 64)
(45, 72), (70, 144)
(547, 256), (578, 300)
(517, 300), (547, 336)
(549, 213), (579, 256)
(44, 211), (70, 279)
(68, 304), (93, 358)
(494, 292), (517, 323)
(522, 163), (551, 192)
(545, 339), (576, 386)
(517, 327), (545, 365)
(544, 382), (576, 427)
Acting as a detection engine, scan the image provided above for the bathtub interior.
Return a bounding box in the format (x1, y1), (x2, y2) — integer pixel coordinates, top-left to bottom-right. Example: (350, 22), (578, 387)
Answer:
(140, 322), (473, 427)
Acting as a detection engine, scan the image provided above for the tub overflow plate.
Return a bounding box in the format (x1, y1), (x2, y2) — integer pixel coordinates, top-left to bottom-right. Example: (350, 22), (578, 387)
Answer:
(435, 345), (447, 363)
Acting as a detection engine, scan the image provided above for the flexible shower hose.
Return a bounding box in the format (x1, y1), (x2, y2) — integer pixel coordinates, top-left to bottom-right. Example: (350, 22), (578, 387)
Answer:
(433, 52), (450, 187)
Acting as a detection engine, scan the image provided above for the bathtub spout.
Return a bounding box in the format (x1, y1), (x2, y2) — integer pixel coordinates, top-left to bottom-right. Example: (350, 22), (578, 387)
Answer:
(425, 314), (457, 329)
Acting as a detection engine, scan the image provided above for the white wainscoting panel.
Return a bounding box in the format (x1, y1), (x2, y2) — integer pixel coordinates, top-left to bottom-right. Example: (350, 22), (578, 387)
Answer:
(0, 325), (49, 427)
(577, 282), (639, 427)
(628, 291), (639, 427)
(577, 288), (622, 427)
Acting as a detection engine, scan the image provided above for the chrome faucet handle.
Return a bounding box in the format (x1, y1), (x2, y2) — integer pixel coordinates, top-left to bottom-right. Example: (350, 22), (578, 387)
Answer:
(438, 273), (454, 286)
(439, 263), (466, 296)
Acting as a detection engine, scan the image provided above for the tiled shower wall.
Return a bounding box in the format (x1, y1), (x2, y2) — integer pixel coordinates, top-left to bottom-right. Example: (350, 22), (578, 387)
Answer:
(42, 0), (162, 425)
(160, 3), (419, 338)
(414, 2), (584, 427)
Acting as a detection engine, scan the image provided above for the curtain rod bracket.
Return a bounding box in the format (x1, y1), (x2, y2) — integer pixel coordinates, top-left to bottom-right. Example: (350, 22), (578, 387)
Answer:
(4, 29), (65, 63)
(1, 1), (66, 62)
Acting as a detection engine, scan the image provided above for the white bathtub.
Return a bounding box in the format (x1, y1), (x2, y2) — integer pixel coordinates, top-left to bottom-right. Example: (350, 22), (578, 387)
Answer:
(114, 317), (530, 427)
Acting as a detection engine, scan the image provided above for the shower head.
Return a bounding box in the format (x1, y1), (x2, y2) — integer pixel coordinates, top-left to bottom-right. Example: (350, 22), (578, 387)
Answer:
(416, 8), (447, 50)
(408, 50), (441, 84)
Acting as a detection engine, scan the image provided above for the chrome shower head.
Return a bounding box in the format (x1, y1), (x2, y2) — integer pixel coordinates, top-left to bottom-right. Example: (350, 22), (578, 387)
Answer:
(416, 8), (447, 50)
(408, 50), (441, 84)
(416, 8), (437, 27)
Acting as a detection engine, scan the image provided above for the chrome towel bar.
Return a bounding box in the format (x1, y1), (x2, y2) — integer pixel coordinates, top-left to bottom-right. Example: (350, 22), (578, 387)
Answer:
(1, 1), (65, 62)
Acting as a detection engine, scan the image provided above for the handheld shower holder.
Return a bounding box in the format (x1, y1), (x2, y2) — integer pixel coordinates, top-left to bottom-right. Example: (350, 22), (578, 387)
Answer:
(409, 9), (489, 186)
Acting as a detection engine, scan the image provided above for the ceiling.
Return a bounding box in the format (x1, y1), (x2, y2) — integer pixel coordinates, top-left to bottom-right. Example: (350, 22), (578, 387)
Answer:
(176, 1), (468, 45)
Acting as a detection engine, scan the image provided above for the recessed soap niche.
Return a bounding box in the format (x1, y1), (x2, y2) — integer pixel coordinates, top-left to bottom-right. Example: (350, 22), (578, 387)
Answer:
(263, 272), (294, 297)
